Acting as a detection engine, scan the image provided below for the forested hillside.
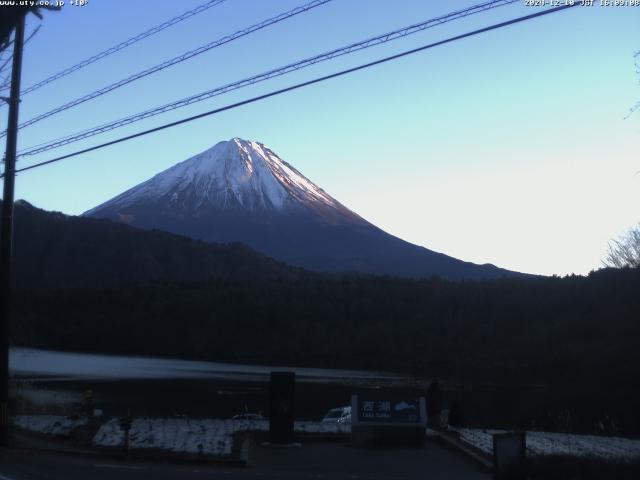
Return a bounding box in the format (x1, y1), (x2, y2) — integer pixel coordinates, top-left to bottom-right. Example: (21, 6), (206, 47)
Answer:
(13, 267), (640, 386)
(8, 200), (301, 289)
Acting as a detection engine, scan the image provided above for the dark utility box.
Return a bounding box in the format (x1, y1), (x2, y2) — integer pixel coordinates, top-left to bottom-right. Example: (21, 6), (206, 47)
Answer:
(269, 371), (295, 444)
(493, 431), (526, 480)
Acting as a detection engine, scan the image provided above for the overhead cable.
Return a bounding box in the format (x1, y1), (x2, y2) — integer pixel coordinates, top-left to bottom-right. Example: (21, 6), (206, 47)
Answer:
(6, 0), (229, 96)
(6, 3), (578, 177)
(17, 0), (518, 156)
(5, 0), (333, 137)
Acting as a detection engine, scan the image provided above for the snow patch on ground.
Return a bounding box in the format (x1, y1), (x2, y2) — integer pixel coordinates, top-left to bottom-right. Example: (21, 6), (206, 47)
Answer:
(12, 415), (88, 437)
(453, 428), (640, 461)
(94, 418), (234, 456)
(93, 418), (350, 457)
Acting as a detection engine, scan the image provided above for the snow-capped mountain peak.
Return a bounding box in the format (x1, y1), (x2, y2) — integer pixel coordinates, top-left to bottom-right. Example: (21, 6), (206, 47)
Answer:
(85, 138), (343, 215)
(84, 137), (521, 280)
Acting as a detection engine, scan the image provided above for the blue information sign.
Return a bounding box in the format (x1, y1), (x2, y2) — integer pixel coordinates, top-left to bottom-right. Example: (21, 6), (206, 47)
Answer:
(352, 395), (426, 426)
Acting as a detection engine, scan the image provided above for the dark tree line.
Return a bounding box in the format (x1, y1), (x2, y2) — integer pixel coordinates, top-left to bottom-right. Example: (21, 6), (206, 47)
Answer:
(12, 267), (640, 387)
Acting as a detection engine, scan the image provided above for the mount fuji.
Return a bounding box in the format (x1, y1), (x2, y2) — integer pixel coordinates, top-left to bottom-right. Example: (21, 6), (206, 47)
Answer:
(84, 138), (519, 280)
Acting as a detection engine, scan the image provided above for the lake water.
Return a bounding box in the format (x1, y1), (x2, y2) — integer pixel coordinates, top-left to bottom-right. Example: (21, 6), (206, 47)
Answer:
(9, 348), (424, 421)
(10, 347), (409, 384)
(10, 348), (640, 435)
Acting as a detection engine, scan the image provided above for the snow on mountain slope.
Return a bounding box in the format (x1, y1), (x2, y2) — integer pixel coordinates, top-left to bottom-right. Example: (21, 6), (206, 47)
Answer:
(85, 138), (346, 216)
(85, 138), (522, 280)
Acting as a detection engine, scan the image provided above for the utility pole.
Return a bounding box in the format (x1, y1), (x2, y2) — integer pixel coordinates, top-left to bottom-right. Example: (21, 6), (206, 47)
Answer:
(0, 12), (25, 447)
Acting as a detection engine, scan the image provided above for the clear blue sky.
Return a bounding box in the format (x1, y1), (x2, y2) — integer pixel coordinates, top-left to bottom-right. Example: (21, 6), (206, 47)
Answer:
(1, 0), (638, 276)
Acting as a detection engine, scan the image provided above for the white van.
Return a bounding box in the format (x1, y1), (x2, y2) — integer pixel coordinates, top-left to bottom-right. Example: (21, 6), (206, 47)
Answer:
(321, 406), (351, 424)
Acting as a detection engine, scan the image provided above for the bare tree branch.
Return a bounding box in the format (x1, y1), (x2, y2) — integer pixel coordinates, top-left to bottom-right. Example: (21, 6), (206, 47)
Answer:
(604, 224), (640, 268)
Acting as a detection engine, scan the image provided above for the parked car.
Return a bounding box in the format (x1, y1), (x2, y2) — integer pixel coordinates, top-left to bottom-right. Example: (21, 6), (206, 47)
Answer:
(321, 406), (351, 423)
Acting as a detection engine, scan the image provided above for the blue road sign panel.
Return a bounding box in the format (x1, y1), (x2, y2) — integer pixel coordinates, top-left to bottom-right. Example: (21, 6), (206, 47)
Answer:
(357, 397), (421, 424)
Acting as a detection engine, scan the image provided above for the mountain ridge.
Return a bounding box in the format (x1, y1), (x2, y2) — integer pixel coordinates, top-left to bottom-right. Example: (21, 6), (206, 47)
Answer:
(85, 138), (526, 280)
(7, 199), (302, 290)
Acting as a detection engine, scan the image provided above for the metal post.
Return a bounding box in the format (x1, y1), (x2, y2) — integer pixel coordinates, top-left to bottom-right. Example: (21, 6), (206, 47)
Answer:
(0, 13), (26, 447)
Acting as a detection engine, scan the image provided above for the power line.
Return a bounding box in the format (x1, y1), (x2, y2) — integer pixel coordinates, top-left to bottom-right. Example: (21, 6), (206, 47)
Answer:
(4, 0), (333, 138)
(0, 31), (15, 104)
(0, 0), (228, 96)
(0, 38), (14, 55)
(0, 50), (14, 76)
(5, 3), (578, 178)
(0, 25), (40, 87)
(16, 0), (519, 157)
(0, 23), (41, 96)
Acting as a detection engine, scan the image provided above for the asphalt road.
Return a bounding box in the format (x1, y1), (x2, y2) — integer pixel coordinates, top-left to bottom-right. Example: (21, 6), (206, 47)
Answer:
(0, 441), (490, 480)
